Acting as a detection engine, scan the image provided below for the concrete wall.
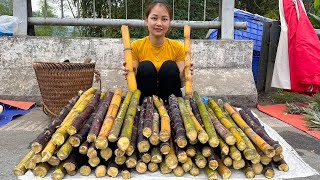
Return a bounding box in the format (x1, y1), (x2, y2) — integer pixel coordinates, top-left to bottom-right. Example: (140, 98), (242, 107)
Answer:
(0, 36), (257, 106)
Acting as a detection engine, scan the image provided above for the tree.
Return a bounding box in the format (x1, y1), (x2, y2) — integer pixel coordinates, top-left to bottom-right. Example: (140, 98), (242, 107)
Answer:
(33, 0), (69, 36)
(0, 0), (12, 16)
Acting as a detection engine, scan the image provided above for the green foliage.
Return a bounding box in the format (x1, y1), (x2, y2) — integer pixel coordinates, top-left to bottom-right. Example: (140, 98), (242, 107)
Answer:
(33, 0), (69, 37)
(235, 0), (279, 19)
(0, 0), (12, 15)
(270, 89), (313, 104)
(315, 0), (320, 14)
(307, 12), (320, 28)
(76, 0), (219, 39)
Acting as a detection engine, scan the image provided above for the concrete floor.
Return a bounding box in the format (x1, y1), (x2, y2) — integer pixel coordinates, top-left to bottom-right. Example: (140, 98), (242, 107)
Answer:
(0, 107), (319, 180)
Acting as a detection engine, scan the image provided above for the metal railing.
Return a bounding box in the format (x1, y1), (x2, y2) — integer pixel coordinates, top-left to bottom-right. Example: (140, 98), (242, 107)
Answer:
(14, 0), (246, 39)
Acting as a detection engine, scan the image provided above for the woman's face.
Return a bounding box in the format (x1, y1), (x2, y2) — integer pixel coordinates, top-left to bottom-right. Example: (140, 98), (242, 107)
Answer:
(145, 4), (171, 39)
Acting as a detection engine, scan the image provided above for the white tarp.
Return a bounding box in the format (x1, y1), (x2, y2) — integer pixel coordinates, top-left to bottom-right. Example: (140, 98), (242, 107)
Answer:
(19, 111), (319, 180)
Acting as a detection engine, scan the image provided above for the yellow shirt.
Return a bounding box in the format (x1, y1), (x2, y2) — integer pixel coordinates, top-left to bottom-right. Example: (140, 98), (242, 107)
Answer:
(131, 36), (185, 71)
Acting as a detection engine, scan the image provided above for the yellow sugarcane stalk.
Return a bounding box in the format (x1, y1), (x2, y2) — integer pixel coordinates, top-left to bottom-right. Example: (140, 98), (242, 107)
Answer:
(121, 25), (137, 92)
(184, 25), (192, 97)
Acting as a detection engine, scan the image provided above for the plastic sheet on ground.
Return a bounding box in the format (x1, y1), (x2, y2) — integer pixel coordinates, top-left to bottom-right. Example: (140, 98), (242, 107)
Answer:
(19, 111), (319, 180)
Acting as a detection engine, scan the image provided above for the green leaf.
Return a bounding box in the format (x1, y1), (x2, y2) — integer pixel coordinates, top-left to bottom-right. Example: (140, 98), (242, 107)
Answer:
(315, 0), (320, 14)
(307, 12), (320, 29)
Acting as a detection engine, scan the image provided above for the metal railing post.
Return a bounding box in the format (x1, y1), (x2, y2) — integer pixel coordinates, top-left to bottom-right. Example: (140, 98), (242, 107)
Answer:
(13, 0), (28, 35)
(220, 0), (234, 39)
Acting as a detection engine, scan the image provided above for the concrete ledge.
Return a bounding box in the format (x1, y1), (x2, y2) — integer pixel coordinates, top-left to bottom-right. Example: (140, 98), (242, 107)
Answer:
(0, 36), (257, 106)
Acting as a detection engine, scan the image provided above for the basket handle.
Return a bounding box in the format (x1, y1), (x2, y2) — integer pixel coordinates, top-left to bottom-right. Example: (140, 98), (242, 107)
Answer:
(42, 102), (58, 117)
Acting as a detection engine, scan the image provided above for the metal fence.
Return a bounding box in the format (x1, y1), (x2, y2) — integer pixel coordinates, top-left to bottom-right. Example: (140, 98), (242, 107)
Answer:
(13, 0), (247, 39)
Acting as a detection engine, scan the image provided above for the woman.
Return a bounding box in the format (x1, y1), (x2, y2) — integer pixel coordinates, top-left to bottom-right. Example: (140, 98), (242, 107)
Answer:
(123, 0), (193, 102)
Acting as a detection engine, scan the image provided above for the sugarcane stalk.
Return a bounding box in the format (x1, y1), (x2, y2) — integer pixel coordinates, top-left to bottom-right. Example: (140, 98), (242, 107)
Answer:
(215, 156), (231, 180)
(51, 163), (66, 180)
(208, 153), (218, 171)
(232, 158), (245, 170)
(63, 151), (77, 171)
(137, 101), (150, 153)
(33, 162), (50, 177)
(173, 165), (184, 177)
(183, 25), (192, 97)
(221, 155), (233, 167)
(206, 104), (236, 146)
(88, 156), (100, 167)
(165, 138), (178, 169)
(100, 147), (113, 161)
(229, 145), (241, 161)
(142, 96), (153, 138)
(48, 155), (60, 166)
(107, 161), (119, 177)
(160, 161), (172, 174)
(140, 152), (151, 164)
(182, 157), (193, 172)
(126, 151), (138, 168)
(118, 89), (141, 151)
(66, 170), (76, 176)
(121, 25), (137, 92)
(121, 167), (131, 179)
(225, 103), (275, 158)
(32, 96), (79, 153)
(153, 95), (171, 142)
(160, 140), (170, 155)
(195, 148), (207, 169)
(150, 110), (160, 145)
(168, 94), (187, 148)
(190, 98), (204, 128)
(189, 162), (200, 176)
(95, 164), (107, 178)
(115, 155), (127, 165)
(185, 99), (208, 144)
(175, 144), (187, 163)
(148, 162), (159, 172)
(108, 91), (133, 142)
(177, 97), (197, 142)
(79, 165), (91, 176)
(252, 162), (264, 175)
(41, 140), (56, 162)
(114, 148), (125, 157)
(204, 165), (218, 180)
(208, 99), (246, 150)
(274, 159), (289, 172)
(96, 88), (122, 149)
(67, 91), (101, 135)
(57, 138), (73, 161)
(69, 97), (102, 147)
(87, 142), (98, 158)
(151, 147), (162, 164)
(87, 91), (114, 142)
(193, 92), (219, 147)
(79, 140), (90, 155)
(243, 161), (255, 179)
(126, 110), (139, 156)
(52, 94), (94, 146)
(185, 144), (196, 157)
(239, 108), (283, 155)
(136, 160), (147, 174)
(263, 163), (275, 179)
(217, 136), (229, 156)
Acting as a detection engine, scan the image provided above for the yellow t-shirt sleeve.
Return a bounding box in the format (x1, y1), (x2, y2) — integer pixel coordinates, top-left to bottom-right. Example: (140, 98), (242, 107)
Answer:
(131, 41), (139, 62)
(175, 42), (185, 62)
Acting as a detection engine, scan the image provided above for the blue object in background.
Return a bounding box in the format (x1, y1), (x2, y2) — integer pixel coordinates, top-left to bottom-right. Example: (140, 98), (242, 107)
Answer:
(0, 15), (18, 36)
(0, 103), (36, 127)
(201, 96), (209, 104)
(207, 9), (272, 83)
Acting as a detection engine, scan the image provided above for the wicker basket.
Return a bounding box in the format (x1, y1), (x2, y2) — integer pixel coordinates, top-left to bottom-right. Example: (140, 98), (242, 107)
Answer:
(33, 62), (96, 117)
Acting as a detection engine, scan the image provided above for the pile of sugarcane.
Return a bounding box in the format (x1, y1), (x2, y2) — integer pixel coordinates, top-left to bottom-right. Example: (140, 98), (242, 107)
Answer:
(13, 87), (289, 180)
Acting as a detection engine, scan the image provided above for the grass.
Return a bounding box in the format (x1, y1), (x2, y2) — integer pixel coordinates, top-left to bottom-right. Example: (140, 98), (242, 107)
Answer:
(269, 89), (314, 104)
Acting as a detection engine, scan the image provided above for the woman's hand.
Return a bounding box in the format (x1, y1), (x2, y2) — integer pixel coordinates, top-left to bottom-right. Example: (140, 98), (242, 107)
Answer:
(122, 61), (137, 80)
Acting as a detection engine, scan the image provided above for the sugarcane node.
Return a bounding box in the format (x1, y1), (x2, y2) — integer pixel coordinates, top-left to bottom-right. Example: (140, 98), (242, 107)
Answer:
(117, 137), (130, 151)
(95, 137), (108, 150)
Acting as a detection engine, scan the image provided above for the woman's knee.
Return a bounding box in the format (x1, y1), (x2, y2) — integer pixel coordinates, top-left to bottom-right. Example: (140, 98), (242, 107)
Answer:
(137, 60), (157, 77)
(158, 60), (180, 78)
